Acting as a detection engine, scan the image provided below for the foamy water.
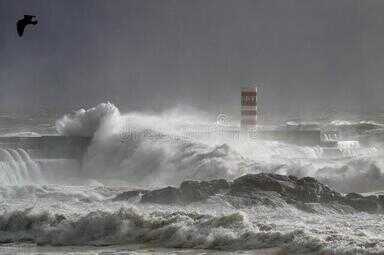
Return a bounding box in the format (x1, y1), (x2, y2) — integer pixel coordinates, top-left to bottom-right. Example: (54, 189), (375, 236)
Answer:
(1, 103), (384, 254)
(0, 184), (383, 254)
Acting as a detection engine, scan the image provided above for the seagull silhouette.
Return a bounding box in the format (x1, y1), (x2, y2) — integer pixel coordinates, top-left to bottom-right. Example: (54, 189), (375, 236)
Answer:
(17, 15), (38, 37)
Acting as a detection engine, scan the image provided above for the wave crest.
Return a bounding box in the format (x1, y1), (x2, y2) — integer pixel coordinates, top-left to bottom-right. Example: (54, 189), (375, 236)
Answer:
(0, 207), (322, 253)
(56, 102), (120, 137)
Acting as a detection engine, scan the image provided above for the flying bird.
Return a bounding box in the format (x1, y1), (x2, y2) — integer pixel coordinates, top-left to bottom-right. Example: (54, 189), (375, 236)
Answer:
(17, 15), (38, 37)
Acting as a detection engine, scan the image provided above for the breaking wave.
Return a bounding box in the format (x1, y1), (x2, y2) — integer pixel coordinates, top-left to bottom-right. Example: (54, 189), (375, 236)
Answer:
(0, 207), (324, 253)
(0, 205), (383, 254)
(53, 103), (384, 193)
(0, 148), (45, 186)
(2, 103), (384, 253)
(56, 102), (120, 137)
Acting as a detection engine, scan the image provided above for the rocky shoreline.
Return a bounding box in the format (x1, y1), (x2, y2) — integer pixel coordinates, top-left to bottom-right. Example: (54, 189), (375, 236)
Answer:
(113, 173), (384, 213)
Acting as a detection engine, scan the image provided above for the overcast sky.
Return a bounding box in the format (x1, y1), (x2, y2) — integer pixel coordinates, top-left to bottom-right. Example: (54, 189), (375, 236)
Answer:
(1, 0), (384, 120)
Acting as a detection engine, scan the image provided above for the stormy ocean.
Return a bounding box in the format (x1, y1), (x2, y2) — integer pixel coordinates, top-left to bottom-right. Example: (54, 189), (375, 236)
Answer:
(0, 102), (383, 255)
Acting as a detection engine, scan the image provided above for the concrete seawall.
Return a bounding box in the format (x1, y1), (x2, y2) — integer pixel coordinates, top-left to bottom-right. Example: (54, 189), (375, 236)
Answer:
(0, 130), (323, 161)
(185, 128), (323, 146)
(249, 130), (322, 146)
(0, 135), (91, 160)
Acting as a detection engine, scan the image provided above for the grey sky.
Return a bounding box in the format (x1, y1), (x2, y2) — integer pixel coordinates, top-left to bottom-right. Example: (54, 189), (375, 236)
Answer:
(0, 0), (383, 121)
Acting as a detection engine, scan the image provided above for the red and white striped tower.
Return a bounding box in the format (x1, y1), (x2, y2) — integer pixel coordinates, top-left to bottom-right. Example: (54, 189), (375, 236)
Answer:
(241, 87), (258, 134)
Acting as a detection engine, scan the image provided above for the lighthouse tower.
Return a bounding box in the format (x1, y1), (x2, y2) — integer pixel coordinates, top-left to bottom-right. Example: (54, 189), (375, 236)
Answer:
(241, 87), (258, 134)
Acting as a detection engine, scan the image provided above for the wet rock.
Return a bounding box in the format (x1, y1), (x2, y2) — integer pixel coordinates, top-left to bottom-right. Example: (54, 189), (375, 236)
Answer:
(294, 176), (342, 203)
(345, 192), (363, 200)
(343, 193), (380, 213)
(53, 214), (66, 225)
(257, 223), (274, 231)
(229, 173), (296, 197)
(378, 195), (384, 204)
(179, 179), (229, 203)
(229, 173), (340, 203)
(141, 179), (229, 204)
(141, 186), (181, 204)
(112, 173), (384, 214)
(113, 190), (149, 201)
(225, 191), (286, 209)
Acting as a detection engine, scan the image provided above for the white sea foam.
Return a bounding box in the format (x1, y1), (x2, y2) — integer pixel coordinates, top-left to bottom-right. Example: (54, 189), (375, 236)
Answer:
(0, 131), (41, 137)
(0, 206), (321, 252)
(0, 148), (45, 186)
(0, 194), (383, 254)
(1, 103), (384, 253)
(52, 102), (384, 193)
(56, 102), (120, 137)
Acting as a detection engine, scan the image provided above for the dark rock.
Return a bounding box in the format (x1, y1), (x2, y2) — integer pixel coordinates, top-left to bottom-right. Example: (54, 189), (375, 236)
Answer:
(141, 179), (229, 204)
(179, 179), (229, 203)
(288, 175), (299, 181)
(294, 176), (342, 203)
(366, 195), (379, 200)
(229, 173), (340, 203)
(141, 186), (181, 204)
(113, 190), (149, 201)
(53, 214), (66, 225)
(113, 173), (384, 214)
(225, 191), (286, 208)
(378, 195), (384, 209)
(257, 223), (274, 231)
(345, 193), (364, 200)
(229, 173), (296, 197)
(363, 242), (378, 248)
(343, 194), (379, 213)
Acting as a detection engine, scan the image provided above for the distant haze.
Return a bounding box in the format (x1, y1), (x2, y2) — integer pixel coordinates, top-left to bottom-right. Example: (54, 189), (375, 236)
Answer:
(1, 0), (384, 121)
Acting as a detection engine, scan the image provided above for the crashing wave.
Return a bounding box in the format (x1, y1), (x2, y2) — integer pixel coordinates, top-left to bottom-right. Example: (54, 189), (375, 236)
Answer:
(82, 127), (247, 187)
(1, 103), (384, 253)
(328, 120), (384, 142)
(0, 207), (323, 253)
(0, 148), (45, 186)
(0, 205), (383, 254)
(52, 103), (384, 193)
(56, 102), (120, 137)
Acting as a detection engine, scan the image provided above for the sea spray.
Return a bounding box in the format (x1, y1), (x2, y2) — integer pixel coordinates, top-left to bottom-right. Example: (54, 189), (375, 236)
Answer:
(0, 207), (323, 253)
(0, 148), (45, 186)
(54, 103), (384, 193)
(56, 102), (121, 138)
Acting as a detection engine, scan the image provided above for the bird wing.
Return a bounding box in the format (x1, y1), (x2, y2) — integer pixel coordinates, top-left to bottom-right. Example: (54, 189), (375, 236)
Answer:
(16, 19), (26, 37)
(24, 15), (35, 21)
